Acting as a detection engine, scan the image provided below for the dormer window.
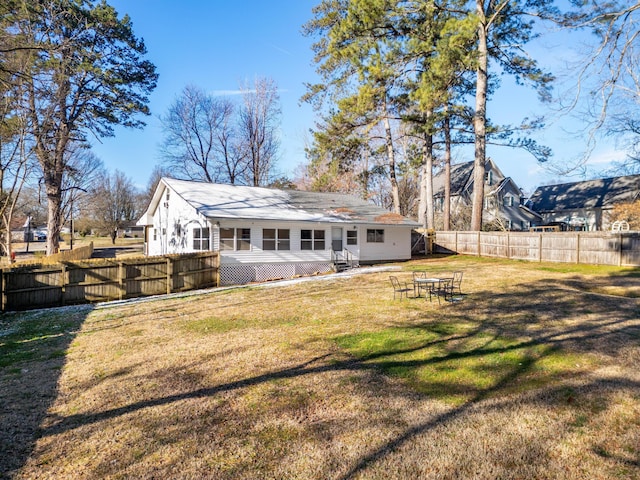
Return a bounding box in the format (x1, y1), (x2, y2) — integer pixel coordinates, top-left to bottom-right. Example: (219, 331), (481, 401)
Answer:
(485, 171), (493, 185)
(503, 196), (514, 207)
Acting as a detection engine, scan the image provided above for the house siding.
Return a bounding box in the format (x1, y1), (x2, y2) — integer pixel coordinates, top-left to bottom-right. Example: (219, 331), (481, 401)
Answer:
(359, 226), (412, 262)
(147, 187), (212, 256)
(538, 208), (602, 231)
(141, 179), (419, 285)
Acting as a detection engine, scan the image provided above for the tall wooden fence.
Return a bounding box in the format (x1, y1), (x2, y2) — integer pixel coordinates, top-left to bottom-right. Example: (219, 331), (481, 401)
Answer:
(434, 231), (640, 267)
(0, 251), (219, 311)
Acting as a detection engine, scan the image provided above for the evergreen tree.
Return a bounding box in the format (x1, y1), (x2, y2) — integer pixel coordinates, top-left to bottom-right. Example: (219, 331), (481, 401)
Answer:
(11, 0), (157, 254)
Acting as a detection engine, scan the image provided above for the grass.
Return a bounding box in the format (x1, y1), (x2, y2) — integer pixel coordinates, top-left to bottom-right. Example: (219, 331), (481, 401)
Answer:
(1, 255), (639, 479)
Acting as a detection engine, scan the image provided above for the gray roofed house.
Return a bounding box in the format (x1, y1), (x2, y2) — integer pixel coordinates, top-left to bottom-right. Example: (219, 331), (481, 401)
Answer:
(138, 178), (420, 285)
(527, 174), (640, 231)
(433, 159), (541, 231)
(433, 161), (476, 199)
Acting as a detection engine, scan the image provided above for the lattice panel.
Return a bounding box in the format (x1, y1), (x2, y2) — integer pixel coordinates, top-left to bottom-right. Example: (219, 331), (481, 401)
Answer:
(295, 263), (332, 276)
(220, 263), (333, 286)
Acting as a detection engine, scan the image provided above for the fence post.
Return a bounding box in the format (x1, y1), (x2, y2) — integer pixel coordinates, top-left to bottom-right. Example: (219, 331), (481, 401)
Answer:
(539, 234), (543, 262)
(619, 233), (623, 267)
(215, 253), (220, 287)
(506, 232), (511, 259)
(455, 231), (458, 253)
(60, 264), (66, 306)
(477, 231), (481, 256)
(118, 262), (125, 301)
(576, 234), (580, 264)
(0, 270), (5, 312)
(166, 257), (173, 295)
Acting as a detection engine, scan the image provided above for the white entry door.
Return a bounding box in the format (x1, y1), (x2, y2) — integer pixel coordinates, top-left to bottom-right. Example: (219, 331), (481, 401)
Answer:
(332, 227), (343, 251)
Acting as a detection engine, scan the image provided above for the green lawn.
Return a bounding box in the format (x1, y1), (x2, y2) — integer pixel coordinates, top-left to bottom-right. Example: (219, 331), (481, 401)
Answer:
(1, 255), (639, 479)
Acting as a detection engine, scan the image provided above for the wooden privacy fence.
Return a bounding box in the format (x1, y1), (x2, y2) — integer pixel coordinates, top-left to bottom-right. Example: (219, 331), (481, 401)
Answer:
(0, 251), (219, 311)
(434, 231), (640, 267)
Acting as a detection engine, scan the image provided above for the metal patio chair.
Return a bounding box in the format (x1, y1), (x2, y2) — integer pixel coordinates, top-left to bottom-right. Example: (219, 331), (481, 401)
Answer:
(429, 277), (454, 305)
(451, 271), (463, 296)
(390, 276), (413, 300)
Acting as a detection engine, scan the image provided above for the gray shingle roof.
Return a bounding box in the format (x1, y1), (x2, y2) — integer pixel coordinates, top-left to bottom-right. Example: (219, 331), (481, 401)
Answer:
(157, 178), (420, 226)
(433, 161), (475, 197)
(528, 175), (640, 212)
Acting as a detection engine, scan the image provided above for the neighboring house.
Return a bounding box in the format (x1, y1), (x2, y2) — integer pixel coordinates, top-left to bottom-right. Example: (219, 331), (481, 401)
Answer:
(120, 222), (145, 238)
(433, 159), (541, 231)
(527, 174), (640, 231)
(137, 178), (420, 285)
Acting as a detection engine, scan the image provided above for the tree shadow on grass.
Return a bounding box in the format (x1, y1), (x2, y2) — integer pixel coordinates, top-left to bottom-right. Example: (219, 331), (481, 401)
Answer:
(14, 274), (640, 479)
(0, 305), (93, 480)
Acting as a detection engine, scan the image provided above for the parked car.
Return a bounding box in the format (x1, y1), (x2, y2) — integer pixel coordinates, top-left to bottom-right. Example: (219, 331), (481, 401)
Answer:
(34, 230), (47, 241)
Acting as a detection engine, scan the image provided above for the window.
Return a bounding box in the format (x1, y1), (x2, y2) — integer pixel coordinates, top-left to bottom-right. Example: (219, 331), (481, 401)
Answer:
(237, 228), (251, 250)
(301, 229), (325, 250)
(220, 228), (235, 250)
(347, 230), (357, 245)
(505, 220), (512, 230)
(435, 197), (444, 212)
(153, 228), (157, 241)
(263, 228), (290, 250)
(220, 228), (251, 251)
(193, 227), (210, 250)
(366, 229), (384, 243)
(503, 196), (514, 207)
(521, 220), (531, 230)
(485, 171), (493, 185)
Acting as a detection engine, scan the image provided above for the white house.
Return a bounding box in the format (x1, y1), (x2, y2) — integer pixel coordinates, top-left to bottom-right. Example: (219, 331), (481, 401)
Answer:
(137, 178), (420, 285)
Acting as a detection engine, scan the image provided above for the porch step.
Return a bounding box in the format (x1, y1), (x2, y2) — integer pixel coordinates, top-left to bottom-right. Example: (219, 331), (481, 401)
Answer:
(334, 260), (355, 272)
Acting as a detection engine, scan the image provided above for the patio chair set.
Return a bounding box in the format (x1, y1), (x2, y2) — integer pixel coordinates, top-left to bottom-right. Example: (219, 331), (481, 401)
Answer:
(390, 271), (463, 304)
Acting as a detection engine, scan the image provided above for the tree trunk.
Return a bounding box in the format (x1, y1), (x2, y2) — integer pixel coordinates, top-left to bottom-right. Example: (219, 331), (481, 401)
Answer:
(444, 111), (452, 231)
(418, 113), (435, 231)
(45, 181), (63, 255)
(471, 1), (488, 231)
(424, 130), (435, 231)
(383, 99), (401, 214)
(419, 161), (427, 228)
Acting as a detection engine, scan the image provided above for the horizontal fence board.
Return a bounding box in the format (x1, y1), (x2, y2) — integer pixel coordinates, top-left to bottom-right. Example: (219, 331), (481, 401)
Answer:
(434, 231), (640, 267)
(1, 252), (219, 311)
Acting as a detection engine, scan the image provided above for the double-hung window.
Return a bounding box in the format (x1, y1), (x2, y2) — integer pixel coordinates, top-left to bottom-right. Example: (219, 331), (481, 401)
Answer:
(263, 229), (290, 250)
(347, 230), (357, 245)
(366, 229), (384, 243)
(301, 229), (325, 250)
(193, 227), (210, 250)
(220, 227), (251, 251)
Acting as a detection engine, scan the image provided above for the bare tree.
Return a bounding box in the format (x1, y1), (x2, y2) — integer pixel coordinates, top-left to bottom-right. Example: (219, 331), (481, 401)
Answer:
(61, 146), (104, 244)
(237, 77), (281, 186)
(160, 85), (242, 183)
(561, 3), (640, 173)
(0, 84), (35, 260)
(141, 164), (171, 209)
(89, 170), (140, 244)
(0, 36), (38, 260)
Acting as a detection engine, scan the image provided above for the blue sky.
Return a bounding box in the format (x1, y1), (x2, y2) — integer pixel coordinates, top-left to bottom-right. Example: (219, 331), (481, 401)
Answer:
(91, 1), (626, 195)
